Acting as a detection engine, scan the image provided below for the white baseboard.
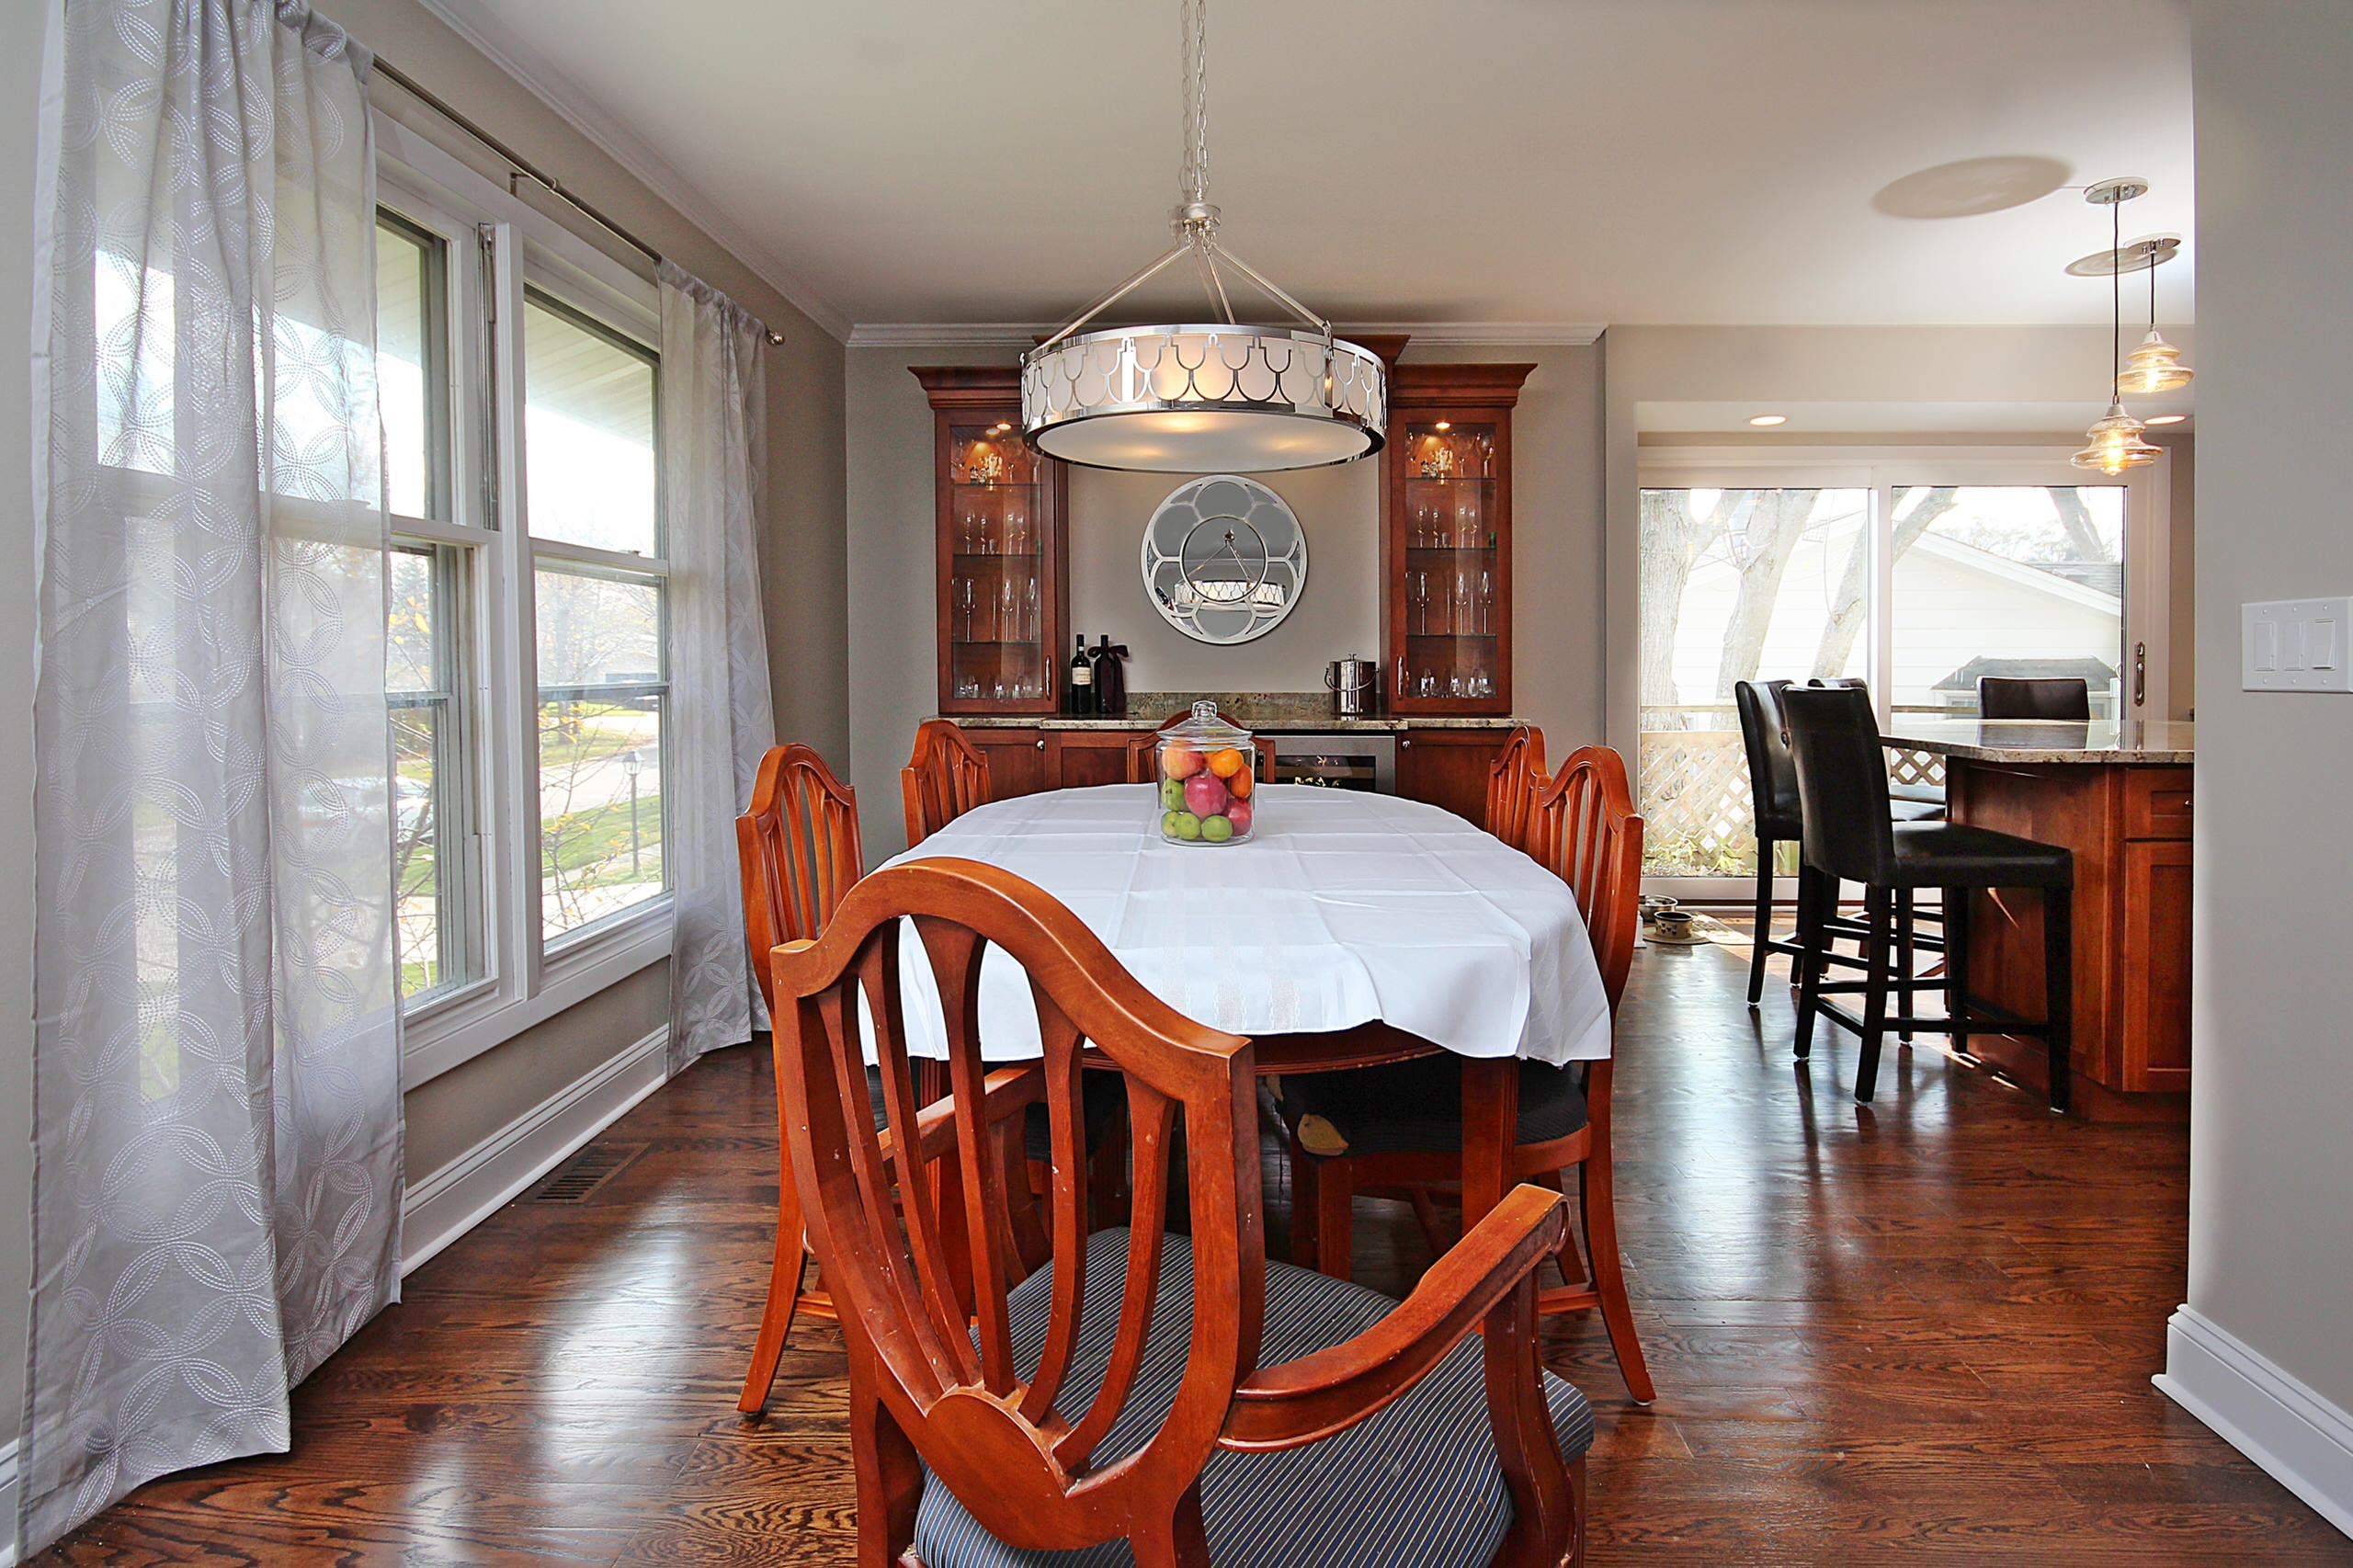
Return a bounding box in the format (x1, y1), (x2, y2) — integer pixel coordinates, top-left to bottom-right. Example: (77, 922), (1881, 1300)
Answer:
(1, 1436), (18, 1568)
(401, 1026), (670, 1277)
(2155, 1304), (2353, 1540)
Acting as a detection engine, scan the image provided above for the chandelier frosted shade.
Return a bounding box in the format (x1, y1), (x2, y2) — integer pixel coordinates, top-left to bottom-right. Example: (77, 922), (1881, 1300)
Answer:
(1023, 325), (1386, 472)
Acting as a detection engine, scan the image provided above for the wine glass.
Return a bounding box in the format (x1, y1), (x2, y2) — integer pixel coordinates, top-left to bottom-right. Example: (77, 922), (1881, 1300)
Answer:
(1476, 567), (1493, 633)
(998, 578), (1017, 642)
(1024, 576), (1040, 642)
(957, 577), (975, 641)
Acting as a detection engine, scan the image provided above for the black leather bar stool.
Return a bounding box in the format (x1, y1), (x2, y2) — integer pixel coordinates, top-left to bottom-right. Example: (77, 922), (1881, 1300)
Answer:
(1733, 678), (1941, 1007)
(1780, 684), (2075, 1112)
(1979, 676), (2091, 720)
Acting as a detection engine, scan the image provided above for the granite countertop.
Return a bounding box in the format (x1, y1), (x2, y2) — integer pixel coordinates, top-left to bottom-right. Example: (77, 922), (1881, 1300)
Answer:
(1881, 717), (2195, 765)
(949, 690), (1525, 733)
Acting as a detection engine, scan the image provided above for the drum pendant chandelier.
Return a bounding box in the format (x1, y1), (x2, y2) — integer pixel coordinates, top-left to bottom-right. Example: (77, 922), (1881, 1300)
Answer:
(1020, 0), (1385, 473)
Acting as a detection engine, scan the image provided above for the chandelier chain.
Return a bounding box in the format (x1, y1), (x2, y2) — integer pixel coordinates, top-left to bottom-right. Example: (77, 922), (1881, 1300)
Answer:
(1180, 0), (1209, 207)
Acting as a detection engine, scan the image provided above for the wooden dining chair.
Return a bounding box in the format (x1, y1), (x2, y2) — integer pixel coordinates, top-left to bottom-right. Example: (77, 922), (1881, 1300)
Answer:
(769, 857), (1595, 1567)
(734, 743), (866, 1414)
(1284, 744), (1655, 1404)
(902, 720), (993, 847)
(738, 744), (1129, 1415)
(1485, 723), (1549, 844)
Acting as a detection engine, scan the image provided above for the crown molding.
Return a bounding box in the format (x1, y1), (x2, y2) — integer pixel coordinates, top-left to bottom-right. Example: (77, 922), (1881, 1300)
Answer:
(406, 0), (854, 343)
(1349, 321), (1608, 347)
(847, 324), (1046, 349)
(847, 320), (1610, 349)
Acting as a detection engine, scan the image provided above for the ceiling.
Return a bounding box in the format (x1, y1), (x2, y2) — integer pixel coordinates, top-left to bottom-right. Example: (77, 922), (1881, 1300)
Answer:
(419, 0), (2195, 336)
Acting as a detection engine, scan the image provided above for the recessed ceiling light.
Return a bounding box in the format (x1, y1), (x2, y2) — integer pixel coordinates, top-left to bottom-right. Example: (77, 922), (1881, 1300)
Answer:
(2145, 414), (2188, 426)
(1748, 414), (1788, 427)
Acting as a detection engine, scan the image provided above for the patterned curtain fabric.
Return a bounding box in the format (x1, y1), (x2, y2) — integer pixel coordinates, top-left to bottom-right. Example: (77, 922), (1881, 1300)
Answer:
(659, 262), (778, 1068)
(21, 1), (401, 1552)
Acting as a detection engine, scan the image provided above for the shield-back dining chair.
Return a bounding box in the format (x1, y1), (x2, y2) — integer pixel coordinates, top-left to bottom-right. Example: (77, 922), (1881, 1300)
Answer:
(903, 720), (994, 847)
(734, 743), (866, 1413)
(769, 857), (1596, 1566)
(1283, 744), (1654, 1404)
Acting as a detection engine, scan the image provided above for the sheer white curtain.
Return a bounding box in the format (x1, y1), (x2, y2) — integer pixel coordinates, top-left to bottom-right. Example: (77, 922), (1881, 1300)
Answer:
(660, 261), (778, 1069)
(21, 1), (401, 1552)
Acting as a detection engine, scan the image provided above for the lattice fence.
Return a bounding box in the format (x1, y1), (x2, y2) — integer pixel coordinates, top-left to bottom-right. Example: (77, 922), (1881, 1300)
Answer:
(1639, 711), (1946, 879)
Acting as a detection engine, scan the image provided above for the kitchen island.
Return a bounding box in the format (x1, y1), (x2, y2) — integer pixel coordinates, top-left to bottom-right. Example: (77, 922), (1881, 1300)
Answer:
(1884, 718), (2194, 1119)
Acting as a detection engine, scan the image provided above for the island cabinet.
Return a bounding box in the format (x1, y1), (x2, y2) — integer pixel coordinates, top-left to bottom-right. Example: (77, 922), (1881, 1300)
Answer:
(1890, 720), (2196, 1119)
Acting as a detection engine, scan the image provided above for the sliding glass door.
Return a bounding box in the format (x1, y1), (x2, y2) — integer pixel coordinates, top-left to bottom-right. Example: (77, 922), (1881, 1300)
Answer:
(1634, 453), (2165, 897)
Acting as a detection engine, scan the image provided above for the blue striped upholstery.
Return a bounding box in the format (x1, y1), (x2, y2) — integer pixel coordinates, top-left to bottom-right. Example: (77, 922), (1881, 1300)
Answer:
(1282, 1058), (1589, 1160)
(913, 1229), (1596, 1567)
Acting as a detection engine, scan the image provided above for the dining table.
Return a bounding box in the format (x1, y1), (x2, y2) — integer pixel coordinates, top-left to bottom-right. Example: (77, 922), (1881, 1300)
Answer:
(878, 782), (1614, 1225)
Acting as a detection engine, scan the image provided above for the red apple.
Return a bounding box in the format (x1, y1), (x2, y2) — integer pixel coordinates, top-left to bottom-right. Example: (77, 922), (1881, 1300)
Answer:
(1223, 799), (1253, 837)
(1183, 773), (1228, 818)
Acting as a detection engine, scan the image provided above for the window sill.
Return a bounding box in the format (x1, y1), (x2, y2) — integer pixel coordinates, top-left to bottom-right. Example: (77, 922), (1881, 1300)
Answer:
(401, 900), (673, 1090)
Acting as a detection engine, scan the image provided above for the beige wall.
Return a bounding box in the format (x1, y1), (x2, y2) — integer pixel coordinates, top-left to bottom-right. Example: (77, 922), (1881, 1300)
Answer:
(2178, 0), (2353, 1418)
(2, 0), (45, 1473)
(845, 342), (1605, 859)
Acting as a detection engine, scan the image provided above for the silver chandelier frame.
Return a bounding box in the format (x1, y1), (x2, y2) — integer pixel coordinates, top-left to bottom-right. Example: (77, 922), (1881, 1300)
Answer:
(1019, 1), (1386, 472)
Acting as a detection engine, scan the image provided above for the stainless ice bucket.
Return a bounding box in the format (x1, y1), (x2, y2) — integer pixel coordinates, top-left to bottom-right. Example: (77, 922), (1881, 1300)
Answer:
(1324, 656), (1379, 717)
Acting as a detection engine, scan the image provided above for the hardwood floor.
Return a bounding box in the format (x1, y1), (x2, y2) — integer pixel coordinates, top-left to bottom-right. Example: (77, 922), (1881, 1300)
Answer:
(40, 934), (2353, 1564)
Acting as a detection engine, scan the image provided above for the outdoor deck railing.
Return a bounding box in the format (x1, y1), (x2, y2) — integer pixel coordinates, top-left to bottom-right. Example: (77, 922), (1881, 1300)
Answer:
(1638, 704), (1948, 878)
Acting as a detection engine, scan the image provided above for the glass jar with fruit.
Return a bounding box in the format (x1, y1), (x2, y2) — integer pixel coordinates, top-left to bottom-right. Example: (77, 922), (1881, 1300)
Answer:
(1154, 700), (1258, 846)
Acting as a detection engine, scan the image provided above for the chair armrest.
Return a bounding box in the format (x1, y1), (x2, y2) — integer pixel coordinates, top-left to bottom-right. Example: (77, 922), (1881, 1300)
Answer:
(1220, 1183), (1567, 1451)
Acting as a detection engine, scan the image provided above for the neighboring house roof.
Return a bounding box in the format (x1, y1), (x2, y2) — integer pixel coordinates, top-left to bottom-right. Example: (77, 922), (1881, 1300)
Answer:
(1909, 533), (2125, 613)
(1933, 654), (2118, 693)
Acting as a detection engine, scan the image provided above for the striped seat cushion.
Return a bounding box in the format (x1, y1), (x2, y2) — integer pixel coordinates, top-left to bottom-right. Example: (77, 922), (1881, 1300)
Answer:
(914, 1228), (1595, 1568)
(1281, 1058), (1589, 1160)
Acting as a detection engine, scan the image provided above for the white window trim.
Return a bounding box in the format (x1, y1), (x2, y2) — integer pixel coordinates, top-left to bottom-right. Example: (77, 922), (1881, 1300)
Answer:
(1628, 443), (2174, 900)
(378, 110), (674, 1091)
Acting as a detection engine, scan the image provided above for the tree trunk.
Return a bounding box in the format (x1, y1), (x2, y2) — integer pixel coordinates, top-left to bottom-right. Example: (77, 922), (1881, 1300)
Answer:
(1638, 489), (1724, 724)
(1809, 487), (1961, 678)
(1713, 489), (1820, 699)
(2050, 486), (2112, 561)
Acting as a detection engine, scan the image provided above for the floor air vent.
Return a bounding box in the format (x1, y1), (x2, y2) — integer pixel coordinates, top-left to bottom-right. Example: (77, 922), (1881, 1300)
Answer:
(531, 1142), (646, 1203)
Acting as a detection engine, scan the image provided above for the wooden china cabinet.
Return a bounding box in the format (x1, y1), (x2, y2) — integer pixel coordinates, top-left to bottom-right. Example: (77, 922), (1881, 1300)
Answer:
(1381, 363), (1534, 718)
(913, 367), (1069, 717)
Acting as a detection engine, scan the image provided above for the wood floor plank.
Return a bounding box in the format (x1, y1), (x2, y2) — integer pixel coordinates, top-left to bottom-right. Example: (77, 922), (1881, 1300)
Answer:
(32, 931), (2351, 1564)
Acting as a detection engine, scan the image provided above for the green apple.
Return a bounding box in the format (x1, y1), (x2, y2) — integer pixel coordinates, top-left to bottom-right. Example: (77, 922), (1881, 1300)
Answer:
(1200, 813), (1234, 843)
(1160, 778), (1186, 810)
(1162, 810), (1181, 835)
(1170, 811), (1202, 841)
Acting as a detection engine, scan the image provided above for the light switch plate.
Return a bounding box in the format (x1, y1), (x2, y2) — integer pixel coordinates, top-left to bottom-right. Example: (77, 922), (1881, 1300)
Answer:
(2244, 597), (2353, 691)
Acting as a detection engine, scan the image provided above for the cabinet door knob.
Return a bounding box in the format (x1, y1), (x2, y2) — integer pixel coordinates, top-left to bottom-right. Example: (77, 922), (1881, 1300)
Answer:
(1401, 737), (1413, 748)
(1036, 737), (1047, 750)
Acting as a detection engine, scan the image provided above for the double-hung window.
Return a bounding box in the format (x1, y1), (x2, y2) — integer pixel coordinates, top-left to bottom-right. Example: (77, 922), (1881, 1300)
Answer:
(518, 288), (668, 945)
(375, 116), (673, 1084)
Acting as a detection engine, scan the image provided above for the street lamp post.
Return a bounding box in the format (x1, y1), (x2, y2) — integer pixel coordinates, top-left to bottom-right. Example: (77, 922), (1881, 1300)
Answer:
(623, 749), (643, 876)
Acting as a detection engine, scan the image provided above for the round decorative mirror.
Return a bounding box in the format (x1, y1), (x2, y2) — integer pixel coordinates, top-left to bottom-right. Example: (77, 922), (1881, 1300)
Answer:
(1140, 474), (1309, 644)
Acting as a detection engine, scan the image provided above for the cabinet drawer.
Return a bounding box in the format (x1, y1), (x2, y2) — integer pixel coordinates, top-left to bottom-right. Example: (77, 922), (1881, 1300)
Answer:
(2123, 767), (2194, 839)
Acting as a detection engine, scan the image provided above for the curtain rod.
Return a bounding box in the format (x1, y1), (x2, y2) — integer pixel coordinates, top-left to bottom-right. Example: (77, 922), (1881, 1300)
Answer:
(373, 57), (787, 346)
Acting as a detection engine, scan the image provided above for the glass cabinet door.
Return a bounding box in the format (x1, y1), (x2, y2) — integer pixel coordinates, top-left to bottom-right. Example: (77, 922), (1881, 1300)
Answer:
(1396, 418), (1504, 706)
(943, 420), (1051, 708)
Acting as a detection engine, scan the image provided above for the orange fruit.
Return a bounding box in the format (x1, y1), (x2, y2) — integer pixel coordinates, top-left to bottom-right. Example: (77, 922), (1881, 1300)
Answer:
(1228, 767), (1254, 799)
(1162, 743), (1204, 780)
(1208, 747), (1246, 778)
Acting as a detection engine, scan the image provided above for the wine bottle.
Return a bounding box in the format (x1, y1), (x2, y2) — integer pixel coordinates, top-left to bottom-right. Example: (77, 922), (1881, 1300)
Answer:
(1089, 634), (1130, 718)
(1065, 635), (1093, 716)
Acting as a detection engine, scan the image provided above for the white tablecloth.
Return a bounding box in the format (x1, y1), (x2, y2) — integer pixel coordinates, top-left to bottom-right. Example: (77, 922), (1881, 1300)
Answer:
(875, 784), (1611, 1065)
